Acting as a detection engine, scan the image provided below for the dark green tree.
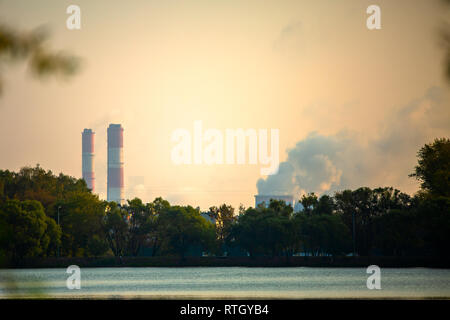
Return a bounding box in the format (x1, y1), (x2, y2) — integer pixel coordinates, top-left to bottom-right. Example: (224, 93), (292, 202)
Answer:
(314, 194), (335, 215)
(0, 199), (61, 262)
(58, 192), (108, 257)
(372, 209), (421, 256)
(334, 187), (410, 255)
(124, 198), (155, 256)
(158, 205), (216, 258)
(146, 197), (171, 256)
(0, 165), (90, 213)
(409, 138), (450, 197)
(299, 193), (318, 215)
(103, 202), (129, 257)
(208, 204), (236, 254)
(229, 200), (296, 257)
(297, 213), (351, 256)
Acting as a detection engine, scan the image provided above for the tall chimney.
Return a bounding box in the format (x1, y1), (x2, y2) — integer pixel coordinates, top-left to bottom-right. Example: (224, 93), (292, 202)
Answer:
(82, 129), (95, 192)
(107, 124), (124, 204)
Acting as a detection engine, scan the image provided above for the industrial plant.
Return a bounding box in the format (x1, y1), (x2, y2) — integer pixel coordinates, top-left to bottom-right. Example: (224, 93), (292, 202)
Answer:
(82, 124), (296, 209)
(82, 124), (124, 205)
(81, 129), (95, 192)
(255, 195), (294, 208)
(255, 195), (304, 212)
(107, 124), (125, 205)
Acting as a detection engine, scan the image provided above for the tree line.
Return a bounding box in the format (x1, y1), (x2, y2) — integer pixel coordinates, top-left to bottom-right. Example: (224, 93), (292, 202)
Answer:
(0, 138), (449, 263)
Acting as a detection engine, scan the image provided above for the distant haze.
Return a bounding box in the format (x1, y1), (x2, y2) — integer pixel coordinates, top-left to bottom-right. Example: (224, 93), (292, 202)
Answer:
(0, 0), (449, 209)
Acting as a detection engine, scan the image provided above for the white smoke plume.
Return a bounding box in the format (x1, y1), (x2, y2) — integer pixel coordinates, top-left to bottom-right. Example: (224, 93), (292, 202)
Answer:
(257, 86), (450, 197)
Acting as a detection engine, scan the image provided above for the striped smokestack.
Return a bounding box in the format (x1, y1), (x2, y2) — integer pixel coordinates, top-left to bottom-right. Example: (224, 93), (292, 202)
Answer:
(107, 124), (124, 204)
(82, 129), (95, 192)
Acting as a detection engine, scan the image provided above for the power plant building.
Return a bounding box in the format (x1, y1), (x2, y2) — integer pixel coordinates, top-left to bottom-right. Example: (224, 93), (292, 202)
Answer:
(255, 195), (294, 208)
(82, 129), (95, 192)
(107, 124), (124, 205)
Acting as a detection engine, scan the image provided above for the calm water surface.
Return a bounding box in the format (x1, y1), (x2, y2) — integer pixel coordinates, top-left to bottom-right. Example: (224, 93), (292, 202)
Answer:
(1, 267), (449, 299)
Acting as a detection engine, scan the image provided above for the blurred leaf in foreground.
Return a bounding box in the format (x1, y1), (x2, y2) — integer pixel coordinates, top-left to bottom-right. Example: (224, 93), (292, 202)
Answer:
(0, 24), (80, 96)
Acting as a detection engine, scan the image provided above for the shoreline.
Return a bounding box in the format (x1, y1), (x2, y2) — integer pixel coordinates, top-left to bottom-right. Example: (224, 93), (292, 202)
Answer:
(3, 256), (450, 269)
(1, 295), (450, 300)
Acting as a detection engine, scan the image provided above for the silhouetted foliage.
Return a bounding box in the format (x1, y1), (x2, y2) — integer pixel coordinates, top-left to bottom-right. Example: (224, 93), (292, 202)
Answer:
(228, 200), (296, 257)
(157, 205), (216, 258)
(0, 138), (449, 263)
(0, 199), (61, 262)
(409, 138), (450, 197)
(208, 204), (236, 255)
(0, 24), (79, 96)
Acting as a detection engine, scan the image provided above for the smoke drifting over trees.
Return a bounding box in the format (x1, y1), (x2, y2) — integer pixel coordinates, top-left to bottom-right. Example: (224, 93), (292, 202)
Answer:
(257, 86), (450, 197)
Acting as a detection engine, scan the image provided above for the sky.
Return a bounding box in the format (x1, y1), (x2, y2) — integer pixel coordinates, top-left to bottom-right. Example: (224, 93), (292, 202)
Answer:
(0, 0), (449, 210)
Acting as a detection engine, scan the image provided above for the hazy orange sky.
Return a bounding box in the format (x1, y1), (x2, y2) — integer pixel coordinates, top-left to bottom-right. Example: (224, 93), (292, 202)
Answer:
(0, 0), (449, 210)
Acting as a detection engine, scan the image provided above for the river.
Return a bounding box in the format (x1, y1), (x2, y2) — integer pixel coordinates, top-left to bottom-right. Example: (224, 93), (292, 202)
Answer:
(1, 267), (449, 299)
